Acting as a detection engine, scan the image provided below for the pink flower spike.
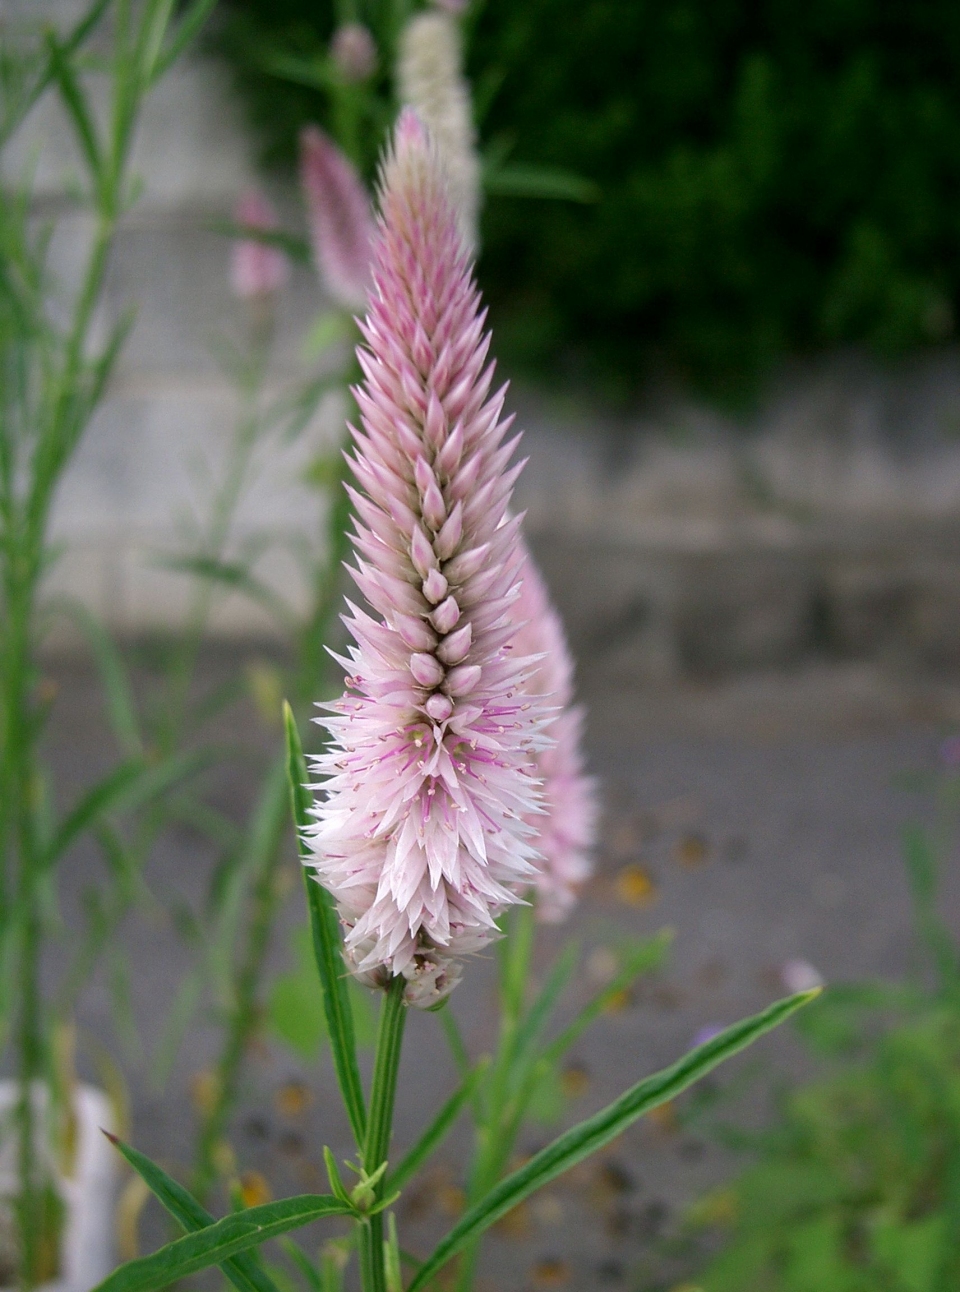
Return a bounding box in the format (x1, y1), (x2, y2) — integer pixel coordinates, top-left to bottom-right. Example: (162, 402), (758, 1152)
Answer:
(306, 111), (551, 1008)
(299, 125), (375, 311)
(509, 544), (598, 922)
(230, 190), (289, 300)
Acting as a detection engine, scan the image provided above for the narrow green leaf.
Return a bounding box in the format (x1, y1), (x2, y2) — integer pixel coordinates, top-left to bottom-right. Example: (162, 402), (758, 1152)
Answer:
(483, 163), (600, 203)
(408, 990), (818, 1292)
(259, 52), (337, 94)
(91, 1189), (352, 1292)
(154, 554), (295, 629)
(903, 823), (958, 988)
(209, 220), (312, 265)
(510, 940), (580, 1076)
(51, 598), (142, 755)
(41, 761), (144, 870)
(386, 1059), (489, 1196)
(277, 1239), (324, 1292)
(543, 929), (674, 1066)
(150, 0), (219, 83)
(284, 702), (367, 1145)
(104, 1133), (286, 1292)
(44, 31), (102, 180)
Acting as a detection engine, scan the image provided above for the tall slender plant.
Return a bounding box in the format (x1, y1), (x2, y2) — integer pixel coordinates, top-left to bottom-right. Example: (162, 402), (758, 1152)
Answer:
(94, 111), (815, 1292)
(0, 2), (214, 1283)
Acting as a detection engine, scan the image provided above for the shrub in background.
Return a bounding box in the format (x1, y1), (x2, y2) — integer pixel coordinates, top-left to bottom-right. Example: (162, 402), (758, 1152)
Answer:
(217, 0), (960, 402)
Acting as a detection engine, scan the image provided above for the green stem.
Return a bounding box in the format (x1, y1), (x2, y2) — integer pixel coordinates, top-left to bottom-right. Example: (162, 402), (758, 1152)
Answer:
(359, 976), (407, 1292)
(191, 759), (288, 1202)
(456, 903), (536, 1292)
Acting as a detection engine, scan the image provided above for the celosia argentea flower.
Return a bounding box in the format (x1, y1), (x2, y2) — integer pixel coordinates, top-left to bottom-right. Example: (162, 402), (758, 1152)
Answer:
(307, 111), (550, 1007)
(510, 545), (597, 922)
(299, 126), (376, 312)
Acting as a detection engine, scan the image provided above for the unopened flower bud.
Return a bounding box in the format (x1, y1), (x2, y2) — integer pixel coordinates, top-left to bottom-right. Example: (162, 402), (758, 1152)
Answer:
(299, 126), (375, 311)
(331, 23), (377, 82)
(230, 190), (289, 301)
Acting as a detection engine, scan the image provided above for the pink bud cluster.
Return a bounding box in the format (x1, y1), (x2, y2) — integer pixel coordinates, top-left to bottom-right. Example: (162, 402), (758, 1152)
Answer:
(510, 547), (597, 921)
(299, 126), (376, 312)
(230, 190), (289, 301)
(307, 112), (550, 1007)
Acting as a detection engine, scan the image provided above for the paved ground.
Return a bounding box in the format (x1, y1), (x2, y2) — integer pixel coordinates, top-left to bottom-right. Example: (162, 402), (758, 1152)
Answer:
(42, 650), (960, 1291)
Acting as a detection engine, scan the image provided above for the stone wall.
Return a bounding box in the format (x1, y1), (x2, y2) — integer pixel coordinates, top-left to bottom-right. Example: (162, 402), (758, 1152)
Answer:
(9, 12), (960, 675)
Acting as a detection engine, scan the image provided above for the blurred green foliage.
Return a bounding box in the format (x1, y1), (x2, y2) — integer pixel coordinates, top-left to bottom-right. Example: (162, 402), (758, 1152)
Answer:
(693, 998), (960, 1291)
(216, 1), (960, 400)
(688, 767), (960, 1291)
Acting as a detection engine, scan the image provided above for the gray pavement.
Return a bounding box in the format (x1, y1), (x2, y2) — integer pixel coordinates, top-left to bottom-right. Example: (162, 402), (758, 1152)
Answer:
(42, 651), (960, 1291)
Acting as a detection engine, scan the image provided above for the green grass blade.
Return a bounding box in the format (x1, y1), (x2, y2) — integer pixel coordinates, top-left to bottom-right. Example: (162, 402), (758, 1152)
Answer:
(208, 220), (312, 265)
(105, 1134), (280, 1292)
(51, 598), (142, 755)
(408, 989), (818, 1292)
(41, 761), (143, 870)
(91, 1191), (352, 1292)
(509, 940), (580, 1077)
(386, 1059), (488, 1196)
(284, 701), (367, 1145)
(41, 748), (215, 870)
(44, 30), (103, 181)
(543, 929), (674, 1066)
(150, 0), (218, 83)
(483, 162), (601, 203)
(902, 822), (959, 989)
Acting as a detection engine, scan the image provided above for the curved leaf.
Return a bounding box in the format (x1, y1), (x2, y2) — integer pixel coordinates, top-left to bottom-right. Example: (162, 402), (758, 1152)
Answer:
(91, 1193), (351, 1292)
(408, 989), (819, 1292)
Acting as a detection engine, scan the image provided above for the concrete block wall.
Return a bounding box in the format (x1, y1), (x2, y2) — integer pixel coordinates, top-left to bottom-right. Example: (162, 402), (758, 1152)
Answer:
(7, 8), (960, 675)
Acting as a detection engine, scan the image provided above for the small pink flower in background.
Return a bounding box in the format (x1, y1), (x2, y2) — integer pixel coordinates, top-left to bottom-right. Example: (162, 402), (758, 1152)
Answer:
(307, 111), (550, 1007)
(299, 126), (375, 312)
(230, 190), (289, 300)
(330, 23), (377, 82)
(510, 545), (597, 922)
(780, 958), (824, 994)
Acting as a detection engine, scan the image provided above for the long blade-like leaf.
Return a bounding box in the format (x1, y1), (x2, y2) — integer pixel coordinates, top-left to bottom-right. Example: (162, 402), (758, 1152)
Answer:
(408, 989), (818, 1292)
(51, 598), (142, 755)
(105, 1134), (280, 1292)
(41, 748), (214, 870)
(543, 928), (674, 1066)
(41, 761), (144, 870)
(150, 0), (218, 83)
(509, 940), (580, 1078)
(44, 31), (102, 180)
(208, 220), (312, 265)
(483, 163), (600, 203)
(386, 1060), (488, 1196)
(91, 1191), (351, 1292)
(284, 702), (367, 1145)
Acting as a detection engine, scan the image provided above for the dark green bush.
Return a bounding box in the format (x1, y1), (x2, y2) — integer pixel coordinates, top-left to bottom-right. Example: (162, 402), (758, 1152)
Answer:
(217, 0), (960, 400)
